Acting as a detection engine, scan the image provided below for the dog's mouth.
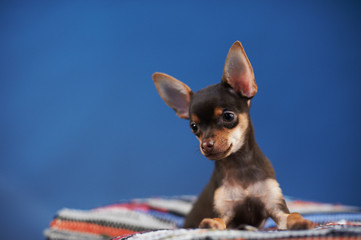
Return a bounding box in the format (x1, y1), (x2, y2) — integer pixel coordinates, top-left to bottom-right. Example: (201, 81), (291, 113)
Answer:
(203, 144), (233, 161)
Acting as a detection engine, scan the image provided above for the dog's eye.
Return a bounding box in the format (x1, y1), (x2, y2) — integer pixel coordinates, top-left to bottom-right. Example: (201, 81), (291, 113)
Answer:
(223, 111), (235, 122)
(190, 122), (199, 133)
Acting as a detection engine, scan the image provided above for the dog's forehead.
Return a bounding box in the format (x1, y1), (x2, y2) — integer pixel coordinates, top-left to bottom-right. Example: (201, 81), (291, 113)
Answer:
(190, 84), (245, 121)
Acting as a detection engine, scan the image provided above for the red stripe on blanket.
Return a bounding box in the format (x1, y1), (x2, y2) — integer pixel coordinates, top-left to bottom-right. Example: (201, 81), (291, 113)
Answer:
(50, 219), (139, 237)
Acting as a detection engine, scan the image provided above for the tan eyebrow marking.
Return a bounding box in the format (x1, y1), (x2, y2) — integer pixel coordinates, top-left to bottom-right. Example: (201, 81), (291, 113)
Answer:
(214, 107), (224, 119)
(191, 113), (201, 123)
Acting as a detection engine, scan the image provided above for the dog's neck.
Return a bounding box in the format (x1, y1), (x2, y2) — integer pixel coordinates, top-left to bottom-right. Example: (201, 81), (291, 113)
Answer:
(213, 121), (275, 187)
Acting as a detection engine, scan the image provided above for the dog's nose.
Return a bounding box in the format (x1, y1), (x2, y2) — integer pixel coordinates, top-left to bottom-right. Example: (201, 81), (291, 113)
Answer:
(201, 139), (214, 154)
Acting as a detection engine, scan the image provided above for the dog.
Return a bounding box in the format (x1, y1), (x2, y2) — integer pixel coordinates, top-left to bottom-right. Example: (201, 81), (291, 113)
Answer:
(152, 41), (313, 230)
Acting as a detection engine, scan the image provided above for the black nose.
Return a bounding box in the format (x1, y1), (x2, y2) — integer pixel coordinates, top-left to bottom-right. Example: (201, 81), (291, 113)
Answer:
(201, 139), (214, 154)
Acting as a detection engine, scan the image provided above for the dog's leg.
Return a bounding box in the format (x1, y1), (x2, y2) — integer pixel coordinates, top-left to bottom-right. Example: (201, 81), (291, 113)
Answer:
(199, 218), (227, 230)
(269, 202), (313, 230)
(271, 212), (313, 230)
(183, 172), (218, 228)
(198, 200), (233, 230)
(286, 212), (313, 230)
(261, 179), (313, 230)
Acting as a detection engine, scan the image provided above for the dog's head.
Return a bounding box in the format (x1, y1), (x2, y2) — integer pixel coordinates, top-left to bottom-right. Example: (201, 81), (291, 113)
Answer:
(153, 41), (257, 160)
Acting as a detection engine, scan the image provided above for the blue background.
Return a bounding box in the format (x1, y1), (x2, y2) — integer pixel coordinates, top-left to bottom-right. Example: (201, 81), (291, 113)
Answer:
(1, 1), (361, 239)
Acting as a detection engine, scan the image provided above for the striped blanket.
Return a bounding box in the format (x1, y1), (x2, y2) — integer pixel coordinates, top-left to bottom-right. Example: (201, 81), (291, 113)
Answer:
(44, 196), (361, 240)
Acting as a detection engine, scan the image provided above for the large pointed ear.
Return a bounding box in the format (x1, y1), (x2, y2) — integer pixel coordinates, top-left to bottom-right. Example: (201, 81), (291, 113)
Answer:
(222, 41), (257, 98)
(152, 72), (192, 119)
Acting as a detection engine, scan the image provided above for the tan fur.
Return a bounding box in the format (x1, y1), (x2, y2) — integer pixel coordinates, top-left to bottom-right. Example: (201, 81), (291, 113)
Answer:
(214, 178), (285, 227)
(191, 113), (200, 124)
(228, 113), (249, 154)
(196, 113), (249, 160)
(287, 212), (313, 230)
(213, 107), (223, 119)
(199, 218), (226, 230)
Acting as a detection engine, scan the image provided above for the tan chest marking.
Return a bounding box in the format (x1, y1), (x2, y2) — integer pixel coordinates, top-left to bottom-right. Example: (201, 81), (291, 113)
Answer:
(214, 178), (284, 224)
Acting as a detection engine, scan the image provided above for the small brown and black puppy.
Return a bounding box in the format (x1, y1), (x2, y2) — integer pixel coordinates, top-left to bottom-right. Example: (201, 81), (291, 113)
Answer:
(152, 41), (313, 230)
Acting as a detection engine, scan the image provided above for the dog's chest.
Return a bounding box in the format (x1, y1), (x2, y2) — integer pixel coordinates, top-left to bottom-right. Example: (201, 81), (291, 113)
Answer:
(213, 178), (281, 220)
(214, 182), (251, 217)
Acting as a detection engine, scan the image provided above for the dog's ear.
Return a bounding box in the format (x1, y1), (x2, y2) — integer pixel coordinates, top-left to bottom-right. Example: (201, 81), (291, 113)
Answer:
(153, 72), (192, 119)
(222, 41), (257, 98)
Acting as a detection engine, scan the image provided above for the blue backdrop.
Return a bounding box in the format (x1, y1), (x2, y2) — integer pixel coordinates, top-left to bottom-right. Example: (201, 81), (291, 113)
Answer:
(1, 1), (360, 239)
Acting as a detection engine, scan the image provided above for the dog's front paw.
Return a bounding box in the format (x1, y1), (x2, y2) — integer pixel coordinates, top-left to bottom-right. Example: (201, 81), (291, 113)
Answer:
(199, 218), (226, 230)
(287, 213), (313, 230)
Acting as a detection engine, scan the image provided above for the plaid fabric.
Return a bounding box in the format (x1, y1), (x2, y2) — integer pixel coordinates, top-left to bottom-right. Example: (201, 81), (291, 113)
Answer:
(111, 225), (361, 240)
(44, 196), (361, 240)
